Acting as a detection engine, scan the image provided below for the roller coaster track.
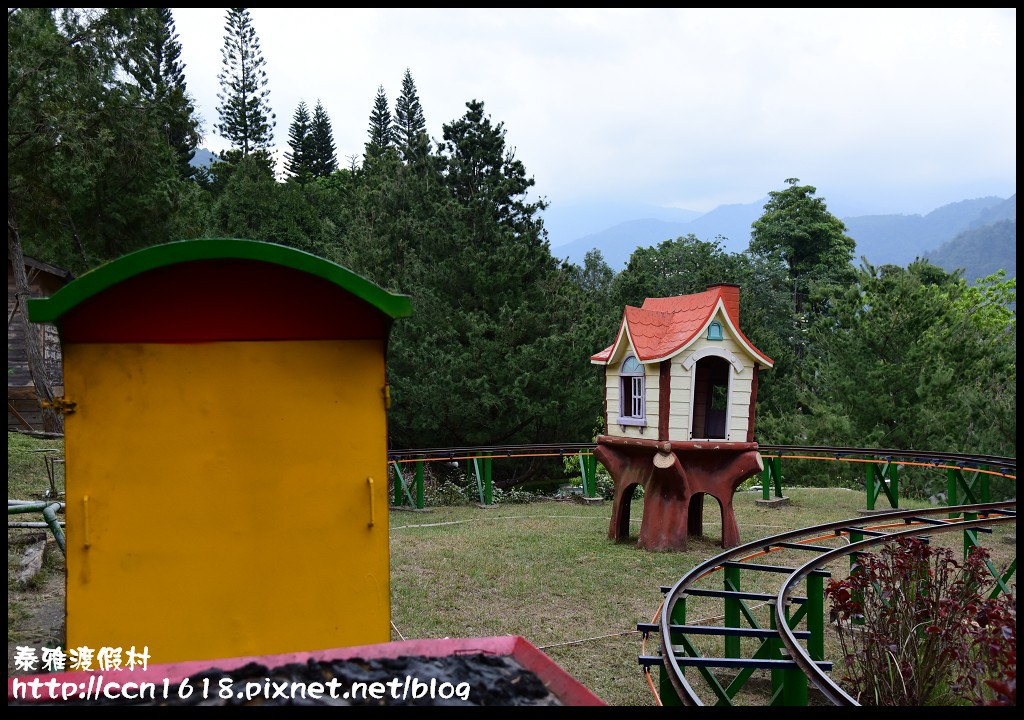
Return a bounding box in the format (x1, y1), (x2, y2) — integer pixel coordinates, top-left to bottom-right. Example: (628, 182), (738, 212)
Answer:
(388, 443), (1015, 473)
(642, 501), (1017, 707)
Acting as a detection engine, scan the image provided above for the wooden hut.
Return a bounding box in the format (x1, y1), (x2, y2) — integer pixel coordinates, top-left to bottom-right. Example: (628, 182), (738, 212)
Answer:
(7, 256), (73, 431)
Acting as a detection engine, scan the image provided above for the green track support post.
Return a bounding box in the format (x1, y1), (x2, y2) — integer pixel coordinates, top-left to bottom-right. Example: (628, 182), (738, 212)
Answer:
(963, 507), (979, 561)
(659, 597), (686, 706)
(866, 461), (899, 510)
(946, 465), (989, 518)
(768, 606), (784, 706)
(723, 566), (741, 658)
(767, 605), (809, 706)
(415, 459), (425, 509)
(392, 461), (415, 507)
(946, 465), (991, 559)
(761, 456), (783, 500)
(483, 456), (493, 505)
(579, 452), (597, 498)
(848, 530), (865, 626)
(806, 574), (825, 662)
(392, 462), (405, 506)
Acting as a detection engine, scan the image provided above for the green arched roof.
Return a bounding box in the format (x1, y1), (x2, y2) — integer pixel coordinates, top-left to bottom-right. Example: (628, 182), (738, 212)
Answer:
(28, 239), (413, 324)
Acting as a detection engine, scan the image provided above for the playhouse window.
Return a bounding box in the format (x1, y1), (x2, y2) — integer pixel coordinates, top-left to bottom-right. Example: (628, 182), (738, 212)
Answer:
(707, 321), (723, 340)
(618, 355), (645, 426)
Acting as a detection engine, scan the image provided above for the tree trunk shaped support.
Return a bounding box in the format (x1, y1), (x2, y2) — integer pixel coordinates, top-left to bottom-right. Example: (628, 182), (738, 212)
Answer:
(594, 436), (764, 551)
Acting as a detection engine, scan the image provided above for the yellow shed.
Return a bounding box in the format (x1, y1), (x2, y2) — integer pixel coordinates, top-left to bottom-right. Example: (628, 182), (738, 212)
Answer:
(28, 239), (411, 666)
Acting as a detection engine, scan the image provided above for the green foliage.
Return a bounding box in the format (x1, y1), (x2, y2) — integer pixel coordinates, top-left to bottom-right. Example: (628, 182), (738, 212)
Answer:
(826, 538), (1016, 706)
(365, 85), (394, 162)
(748, 178), (856, 315)
(284, 100), (316, 185)
(215, 8), (276, 161)
(123, 8), (201, 181)
(394, 69), (430, 164)
(6, 10), (1015, 468)
(309, 100), (338, 178)
(804, 261), (1015, 462)
(8, 8), (198, 272)
(491, 486), (542, 505)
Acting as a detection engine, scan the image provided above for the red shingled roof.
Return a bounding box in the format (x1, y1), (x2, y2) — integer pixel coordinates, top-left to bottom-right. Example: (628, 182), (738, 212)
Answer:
(590, 285), (773, 367)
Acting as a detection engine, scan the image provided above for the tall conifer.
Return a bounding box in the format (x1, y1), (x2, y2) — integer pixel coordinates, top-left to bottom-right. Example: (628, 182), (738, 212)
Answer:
(394, 68), (430, 163)
(215, 8), (276, 170)
(284, 100), (314, 184)
(310, 100), (338, 178)
(364, 85), (393, 162)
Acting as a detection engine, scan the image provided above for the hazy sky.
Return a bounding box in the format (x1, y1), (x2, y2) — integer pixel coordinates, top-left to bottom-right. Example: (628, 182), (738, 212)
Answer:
(170, 8), (1016, 217)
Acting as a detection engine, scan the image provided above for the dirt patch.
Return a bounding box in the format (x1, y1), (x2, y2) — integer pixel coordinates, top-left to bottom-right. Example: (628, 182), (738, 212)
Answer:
(7, 532), (66, 677)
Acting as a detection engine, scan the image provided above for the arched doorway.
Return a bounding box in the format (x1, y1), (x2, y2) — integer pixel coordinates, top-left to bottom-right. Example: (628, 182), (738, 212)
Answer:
(691, 355), (730, 439)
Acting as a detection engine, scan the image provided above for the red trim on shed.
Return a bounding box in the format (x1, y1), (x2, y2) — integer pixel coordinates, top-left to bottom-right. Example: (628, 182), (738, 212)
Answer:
(747, 363), (760, 442)
(659, 360), (671, 441)
(59, 259), (391, 343)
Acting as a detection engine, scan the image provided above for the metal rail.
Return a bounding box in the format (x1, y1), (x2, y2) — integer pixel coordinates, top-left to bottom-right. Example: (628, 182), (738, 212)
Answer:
(388, 443), (1015, 472)
(655, 501), (1017, 706)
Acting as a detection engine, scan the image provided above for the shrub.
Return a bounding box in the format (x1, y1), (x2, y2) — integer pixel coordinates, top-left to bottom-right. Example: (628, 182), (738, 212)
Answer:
(825, 537), (1016, 706)
(491, 486), (540, 505)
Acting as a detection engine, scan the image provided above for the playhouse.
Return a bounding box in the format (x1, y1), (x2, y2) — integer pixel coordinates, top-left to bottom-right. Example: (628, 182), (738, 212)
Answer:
(27, 239), (412, 665)
(590, 283), (773, 551)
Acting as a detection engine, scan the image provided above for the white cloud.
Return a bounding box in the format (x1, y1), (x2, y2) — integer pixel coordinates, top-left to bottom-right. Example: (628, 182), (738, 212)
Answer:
(173, 7), (1016, 216)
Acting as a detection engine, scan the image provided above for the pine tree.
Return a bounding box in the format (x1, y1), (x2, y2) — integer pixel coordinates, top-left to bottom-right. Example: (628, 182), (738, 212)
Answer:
(309, 100), (338, 178)
(438, 99), (548, 238)
(394, 68), (430, 163)
(364, 85), (393, 162)
(215, 8), (276, 169)
(124, 8), (200, 180)
(284, 100), (315, 184)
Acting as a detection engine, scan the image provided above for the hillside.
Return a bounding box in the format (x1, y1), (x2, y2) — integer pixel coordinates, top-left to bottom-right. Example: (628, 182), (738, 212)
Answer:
(923, 218), (1016, 282)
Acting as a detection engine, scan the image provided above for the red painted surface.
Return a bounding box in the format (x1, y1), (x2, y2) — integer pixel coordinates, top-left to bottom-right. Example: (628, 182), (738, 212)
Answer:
(8, 636), (605, 706)
(595, 435), (763, 551)
(59, 259), (390, 343)
(658, 360), (671, 441)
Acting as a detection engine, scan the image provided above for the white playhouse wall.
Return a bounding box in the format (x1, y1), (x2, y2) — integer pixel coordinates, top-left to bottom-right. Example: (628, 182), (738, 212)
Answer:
(604, 354), (659, 440)
(603, 308), (759, 443)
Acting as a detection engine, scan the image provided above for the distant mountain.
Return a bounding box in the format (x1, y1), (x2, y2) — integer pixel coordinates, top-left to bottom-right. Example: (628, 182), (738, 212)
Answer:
(845, 196), (1008, 267)
(923, 216), (1016, 283)
(189, 146), (289, 181)
(547, 199), (766, 270)
(547, 194), (1015, 275)
(190, 147), (219, 168)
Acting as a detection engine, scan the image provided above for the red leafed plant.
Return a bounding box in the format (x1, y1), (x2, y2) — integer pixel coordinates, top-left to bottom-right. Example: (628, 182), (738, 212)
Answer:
(825, 537), (1015, 706)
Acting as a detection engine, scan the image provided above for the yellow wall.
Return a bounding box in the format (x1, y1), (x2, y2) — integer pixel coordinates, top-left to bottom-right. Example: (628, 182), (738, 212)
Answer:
(62, 339), (391, 665)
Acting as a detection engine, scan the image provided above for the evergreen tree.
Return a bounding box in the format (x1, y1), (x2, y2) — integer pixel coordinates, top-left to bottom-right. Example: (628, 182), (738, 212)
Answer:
(123, 8), (200, 181)
(394, 68), (430, 163)
(284, 100), (315, 184)
(805, 262), (1015, 460)
(748, 178), (856, 315)
(8, 7), (197, 429)
(309, 100), (338, 178)
(215, 8), (276, 171)
(438, 99), (548, 240)
(9, 8), (194, 269)
(364, 85), (393, 162)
